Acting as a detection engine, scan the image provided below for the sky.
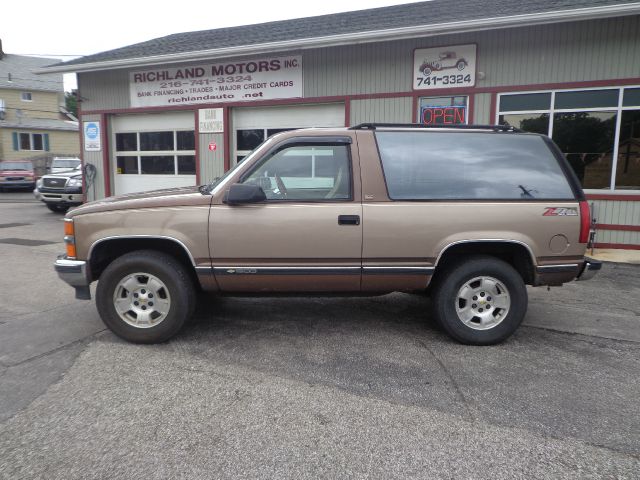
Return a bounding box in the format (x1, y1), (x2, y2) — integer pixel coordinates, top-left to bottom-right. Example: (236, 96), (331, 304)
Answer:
(2, 0), (426, 91)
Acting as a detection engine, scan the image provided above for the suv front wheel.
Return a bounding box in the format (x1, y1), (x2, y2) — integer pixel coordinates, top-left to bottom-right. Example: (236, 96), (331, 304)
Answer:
(96, 250), (196, 343)
(432, 256), (527, 345)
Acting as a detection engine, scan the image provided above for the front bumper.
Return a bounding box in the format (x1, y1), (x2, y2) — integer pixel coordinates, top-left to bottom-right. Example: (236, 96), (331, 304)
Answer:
(576, 258), (602, 281)
(54, 255), (91, 299)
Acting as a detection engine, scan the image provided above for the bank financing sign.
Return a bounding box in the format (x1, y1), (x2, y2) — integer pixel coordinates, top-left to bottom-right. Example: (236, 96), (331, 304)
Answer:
(413, 44), (476, 90)
(130, 56), (303, 107)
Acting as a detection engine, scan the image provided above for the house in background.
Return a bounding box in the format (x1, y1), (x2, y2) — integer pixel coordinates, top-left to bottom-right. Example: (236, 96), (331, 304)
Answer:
(0, 40), (78, 177)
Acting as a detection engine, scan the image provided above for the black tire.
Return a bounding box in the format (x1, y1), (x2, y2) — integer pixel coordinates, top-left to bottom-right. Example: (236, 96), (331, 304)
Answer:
(432, 256), (527, 345)
(96, 250), (196, 343)
(46, 203), (69, 213)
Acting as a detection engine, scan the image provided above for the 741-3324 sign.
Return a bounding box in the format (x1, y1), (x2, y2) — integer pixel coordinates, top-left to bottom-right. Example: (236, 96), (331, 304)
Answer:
(413, 44), (477, 90)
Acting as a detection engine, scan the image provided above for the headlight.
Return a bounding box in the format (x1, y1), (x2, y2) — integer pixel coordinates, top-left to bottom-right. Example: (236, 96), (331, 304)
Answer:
(25, 176), (34, 181)
(36, 178), (43, 188)
(67, 176), (83, 187)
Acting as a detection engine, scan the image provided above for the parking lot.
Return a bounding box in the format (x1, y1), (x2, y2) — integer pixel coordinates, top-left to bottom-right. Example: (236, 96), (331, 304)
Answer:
(0, 191), (639, 479)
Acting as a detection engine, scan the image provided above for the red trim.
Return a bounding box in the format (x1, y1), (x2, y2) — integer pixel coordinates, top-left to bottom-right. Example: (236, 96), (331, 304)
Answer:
(101, 113), (111, 197)
(223, 106), (230, 172)
(593, 242), (640, 250)
(411, 96), (418, 123)
(344, 98), (350, 127)
(596, 224), (640, 232)
(194, 108), (200, 184)
(586, 194), (640, 201)
(77, 90), (87, 203)
(80, 77), (640, 117)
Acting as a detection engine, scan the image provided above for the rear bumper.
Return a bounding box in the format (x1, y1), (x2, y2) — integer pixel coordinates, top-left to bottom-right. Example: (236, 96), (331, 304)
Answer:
(54, 255), (91, 299)
(576, 258), (602, 281)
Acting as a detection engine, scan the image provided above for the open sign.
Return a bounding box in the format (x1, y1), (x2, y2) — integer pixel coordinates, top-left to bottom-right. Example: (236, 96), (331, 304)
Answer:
(421, 106), (466, 125)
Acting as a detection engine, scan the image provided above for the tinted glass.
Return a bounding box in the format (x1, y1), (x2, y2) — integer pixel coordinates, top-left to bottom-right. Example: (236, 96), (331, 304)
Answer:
(623, 88), (640, 107)
(140, 156), (175, 174)
(499, 114), (549, 134)
(177, 131), (195, 151)
(177, 155), (196, 175)
(237, 129), (264, 151)
(615, 110), (640, 189)
(267, 128), (296, 137)
(116, 133), (137, 151)
(554, 90), (618, 109)
(552, 111), (616, 189)
(140, 131), (174, 151)
(116, 156), (138, 174)
(0, 161), (32, 170)
(376, 131), (574, 200)
(499, 93), (551, 112)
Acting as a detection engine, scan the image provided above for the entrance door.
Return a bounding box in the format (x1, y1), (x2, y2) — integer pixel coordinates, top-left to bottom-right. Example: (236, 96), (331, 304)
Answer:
(210, 137), (361, 292)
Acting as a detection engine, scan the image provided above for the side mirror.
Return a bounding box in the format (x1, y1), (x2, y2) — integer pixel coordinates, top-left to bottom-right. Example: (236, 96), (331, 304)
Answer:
(224, 183), (267, 205)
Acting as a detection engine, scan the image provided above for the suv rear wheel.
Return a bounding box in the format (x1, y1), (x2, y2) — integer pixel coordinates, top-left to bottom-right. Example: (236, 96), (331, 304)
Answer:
(96, 250), (196, 343)
(432, 256), (527, 345)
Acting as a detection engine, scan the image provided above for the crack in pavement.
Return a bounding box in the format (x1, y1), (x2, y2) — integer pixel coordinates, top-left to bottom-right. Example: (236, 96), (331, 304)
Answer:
(522, 324), (640, 345)
(0, 301), (85, 321)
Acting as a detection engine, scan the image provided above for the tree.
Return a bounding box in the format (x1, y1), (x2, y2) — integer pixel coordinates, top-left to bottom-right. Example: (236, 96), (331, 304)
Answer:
(65, 91), (78, 118)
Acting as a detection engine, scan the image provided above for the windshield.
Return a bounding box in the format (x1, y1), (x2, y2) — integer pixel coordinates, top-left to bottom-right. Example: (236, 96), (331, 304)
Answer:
(53, 159), (80, 168)
(0, 162), (32, 171)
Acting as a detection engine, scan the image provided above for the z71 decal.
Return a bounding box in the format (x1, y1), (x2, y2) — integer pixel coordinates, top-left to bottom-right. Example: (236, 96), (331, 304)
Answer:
(543, 207), (578, 216)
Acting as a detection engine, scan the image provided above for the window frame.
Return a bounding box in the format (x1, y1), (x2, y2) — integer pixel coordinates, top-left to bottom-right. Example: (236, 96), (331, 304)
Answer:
(239, 137), (354, 203)
(497, 85), (640, 193)
(114, 129), (196, 176)
(20, 92), (33, 102)
(17, 132), (44, 151)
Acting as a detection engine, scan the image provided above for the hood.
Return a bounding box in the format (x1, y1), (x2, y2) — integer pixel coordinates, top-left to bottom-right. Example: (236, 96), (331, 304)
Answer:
(0, 169), (34, 176)
(43, 170), (82, 179)
(68, 186), (211, 217)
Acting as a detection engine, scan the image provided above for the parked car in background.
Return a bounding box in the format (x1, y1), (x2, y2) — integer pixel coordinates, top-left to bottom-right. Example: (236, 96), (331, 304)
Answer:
(0, 160), (36, 191)
(35, 164), (83, 213)
(49, 157), (81, 174)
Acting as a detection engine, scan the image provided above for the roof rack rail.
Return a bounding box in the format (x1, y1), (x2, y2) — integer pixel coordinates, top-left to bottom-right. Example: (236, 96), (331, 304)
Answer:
(349, 123), (521, 133)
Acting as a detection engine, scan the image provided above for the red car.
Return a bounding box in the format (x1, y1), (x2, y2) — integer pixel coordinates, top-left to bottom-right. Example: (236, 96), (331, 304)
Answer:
(0, 160), (36, 191)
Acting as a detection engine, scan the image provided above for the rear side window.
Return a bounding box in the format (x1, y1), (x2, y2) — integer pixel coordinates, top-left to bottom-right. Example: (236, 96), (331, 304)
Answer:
(376, 131), (575, 200)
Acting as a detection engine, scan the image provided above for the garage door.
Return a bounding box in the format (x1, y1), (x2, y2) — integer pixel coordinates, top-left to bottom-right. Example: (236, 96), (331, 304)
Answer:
(111, 112), (196, 195)
(232, 103), (345, 164)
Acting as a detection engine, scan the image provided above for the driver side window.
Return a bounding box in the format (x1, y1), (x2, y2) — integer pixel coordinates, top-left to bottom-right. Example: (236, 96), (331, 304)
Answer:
(242, 144), (351, 201)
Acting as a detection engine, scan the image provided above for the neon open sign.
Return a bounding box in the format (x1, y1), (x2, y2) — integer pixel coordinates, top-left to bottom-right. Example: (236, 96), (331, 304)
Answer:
(421, 106), (466, 125)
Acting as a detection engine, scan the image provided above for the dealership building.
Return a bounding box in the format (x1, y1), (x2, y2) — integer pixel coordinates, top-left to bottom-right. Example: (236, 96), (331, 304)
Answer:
(43, 0), (640, 249)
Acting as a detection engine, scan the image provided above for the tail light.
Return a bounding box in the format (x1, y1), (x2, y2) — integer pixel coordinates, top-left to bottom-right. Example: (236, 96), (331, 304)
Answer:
(579, 200), (591, 244)
(64, 218), (77, 258)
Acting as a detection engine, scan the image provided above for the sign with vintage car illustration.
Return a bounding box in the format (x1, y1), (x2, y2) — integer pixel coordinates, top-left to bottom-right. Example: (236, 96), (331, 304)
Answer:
(413, 44), (476, 90)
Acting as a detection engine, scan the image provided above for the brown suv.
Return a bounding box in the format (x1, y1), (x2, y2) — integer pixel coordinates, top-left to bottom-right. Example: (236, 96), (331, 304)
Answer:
(55, 124), (600, 345)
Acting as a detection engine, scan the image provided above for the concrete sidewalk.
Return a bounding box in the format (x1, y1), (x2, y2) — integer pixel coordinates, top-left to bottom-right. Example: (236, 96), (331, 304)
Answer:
(590, 248), (640, 265)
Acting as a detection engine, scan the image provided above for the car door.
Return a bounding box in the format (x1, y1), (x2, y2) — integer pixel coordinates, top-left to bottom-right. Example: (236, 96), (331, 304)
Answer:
(209, 137), (362, 292)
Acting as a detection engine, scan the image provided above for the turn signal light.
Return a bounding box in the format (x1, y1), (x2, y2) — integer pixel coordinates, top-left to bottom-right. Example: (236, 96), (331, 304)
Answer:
(64, 219), (76, 258)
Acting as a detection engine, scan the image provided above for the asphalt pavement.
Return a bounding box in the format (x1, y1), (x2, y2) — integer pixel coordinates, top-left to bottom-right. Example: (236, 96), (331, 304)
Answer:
(0, 191), (639, 479)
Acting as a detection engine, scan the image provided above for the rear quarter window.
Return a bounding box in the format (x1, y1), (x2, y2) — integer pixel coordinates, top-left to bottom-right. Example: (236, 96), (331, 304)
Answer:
(375, 131), (575, 200)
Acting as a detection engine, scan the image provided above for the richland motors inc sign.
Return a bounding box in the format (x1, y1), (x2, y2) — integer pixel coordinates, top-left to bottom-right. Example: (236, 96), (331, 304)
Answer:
(129, 56), (303, 107)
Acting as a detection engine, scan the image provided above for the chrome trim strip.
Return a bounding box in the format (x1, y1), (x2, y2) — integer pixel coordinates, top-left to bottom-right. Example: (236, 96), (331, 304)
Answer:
(362, 266), (434, 275)
(88, 235), (197, 266)
(435, 239), (537, 267)
(195, 266), (212, 273)
(213, 266), (360, 276)
(577, 258), (602, 281)
(536, 264), (580, 274)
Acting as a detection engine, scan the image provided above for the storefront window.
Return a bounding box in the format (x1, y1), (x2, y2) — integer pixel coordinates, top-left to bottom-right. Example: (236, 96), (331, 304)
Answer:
(141, 156), (175, 174)
(117, 156), (138, 174)
(498, 113), (549, 134)
(177, 155), (196, 175)
(140, 131), (174, 151)
(418, 96), (467, 125)
(497, 87), (640, 191)
(116, 133), (137, 151)
(615, 110), (640, 189)
(552, 111), (616, 189)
